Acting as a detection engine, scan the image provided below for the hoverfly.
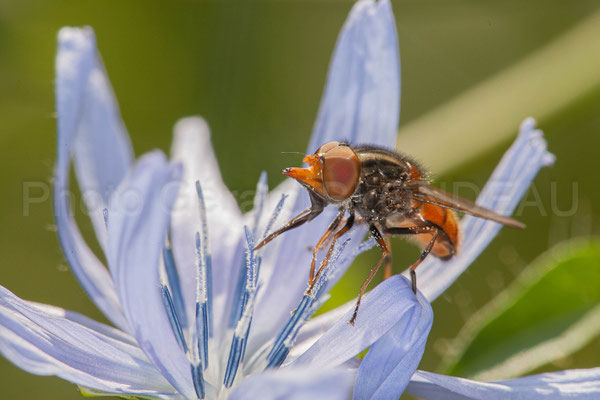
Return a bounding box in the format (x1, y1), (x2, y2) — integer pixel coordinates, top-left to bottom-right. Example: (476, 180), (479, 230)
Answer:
(255, 142), (524, 324)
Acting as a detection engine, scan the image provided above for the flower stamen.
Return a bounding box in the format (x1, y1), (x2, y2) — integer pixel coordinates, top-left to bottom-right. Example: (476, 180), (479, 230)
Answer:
(194, 181), (213, 367)
(252, 172), (268, 237)
(265, 237), (350, 369)
(159, 277), (188, 354)
(223, 227), (259, 388)
(163, 242), (188, 328)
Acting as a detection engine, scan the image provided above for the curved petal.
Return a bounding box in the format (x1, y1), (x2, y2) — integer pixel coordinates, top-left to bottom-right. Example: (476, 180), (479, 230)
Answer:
(287, 298), (352, 362)
(55, 26), (128, 330)
(408, 118), (556, 301)
(169, 117), (243, 332)
(71, 47), (134, 251)
(229, 368), (354, 400)
(407, 368), (600, 400)
(353, 287), (432, 399)
(26, 301), (136, 346)
(106, 152), (195, 399)
(250, 0), (400, 354)
(289, 275), (431, 373)
(0, 286), (176, 398)
(308, 0), (400, 150)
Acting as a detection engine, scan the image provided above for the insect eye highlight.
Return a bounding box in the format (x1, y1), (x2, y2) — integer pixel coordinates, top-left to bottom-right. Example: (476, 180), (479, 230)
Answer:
(322, 145), (360, 200)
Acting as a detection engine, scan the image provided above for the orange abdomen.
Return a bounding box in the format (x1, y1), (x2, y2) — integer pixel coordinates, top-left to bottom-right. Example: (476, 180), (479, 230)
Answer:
(416, 203), (461, 259)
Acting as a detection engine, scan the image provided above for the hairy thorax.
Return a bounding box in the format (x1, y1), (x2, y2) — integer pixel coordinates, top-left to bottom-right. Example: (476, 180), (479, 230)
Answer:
(350, 146), (421, 226)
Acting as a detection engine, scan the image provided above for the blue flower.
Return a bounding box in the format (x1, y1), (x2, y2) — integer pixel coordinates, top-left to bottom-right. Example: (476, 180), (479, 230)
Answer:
(1, 1), (598, 399)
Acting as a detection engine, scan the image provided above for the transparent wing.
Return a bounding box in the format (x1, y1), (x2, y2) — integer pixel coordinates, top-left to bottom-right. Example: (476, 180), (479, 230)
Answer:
(412, 183), (525, 229)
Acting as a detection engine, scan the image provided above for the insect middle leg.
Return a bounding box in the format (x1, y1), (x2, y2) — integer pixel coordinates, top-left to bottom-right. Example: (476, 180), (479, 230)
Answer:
(320, 215), (364, 252)
(348, 225), (389, 325)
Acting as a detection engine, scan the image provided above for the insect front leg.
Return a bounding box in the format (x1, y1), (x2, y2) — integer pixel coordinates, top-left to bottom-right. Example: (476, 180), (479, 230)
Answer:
(254, 195), (324, 250)
(308, 209), (345, 285)
(307, 212), (355, 293)
(348, 225), (390, 326)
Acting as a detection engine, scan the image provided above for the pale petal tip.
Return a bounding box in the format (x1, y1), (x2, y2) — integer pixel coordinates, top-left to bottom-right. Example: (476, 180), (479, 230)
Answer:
(351, 0), (374, 14)
(348, 0), (392, 24)
(174, 116), (211, 141)
(258, 170), (268, 186)
(519, 116), (536, 133)
(55, 26), (97, 78)
(542, 152), (556, 167)
(136, 149), (168, 168)
(519, 116), (555, 167)
(57, 26), (95, 46)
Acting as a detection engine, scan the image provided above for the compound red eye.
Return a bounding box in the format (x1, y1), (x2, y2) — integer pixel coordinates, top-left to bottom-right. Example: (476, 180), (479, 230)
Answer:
(322, 145), (360, 200)
(316, 141), (340, 155)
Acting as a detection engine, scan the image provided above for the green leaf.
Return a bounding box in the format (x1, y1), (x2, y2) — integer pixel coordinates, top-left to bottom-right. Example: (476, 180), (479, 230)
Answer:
(439, 237), (600, 380)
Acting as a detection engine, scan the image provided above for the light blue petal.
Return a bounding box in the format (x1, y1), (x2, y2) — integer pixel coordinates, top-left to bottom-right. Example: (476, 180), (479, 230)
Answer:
(229, 368), (354, 400)
(407, 368), (600, 400)
(408, 118), (555, 301)
(0, 286), (177, 398)
(26, 300), (137, 346)
(170, 117), (242, 335)
(290, 275), (430, 373)
(287, 298), (352, 362)
(308, 0), (400, 150)
(55, 26), (128, 331)
(249, 0), (400, 354)
(70, 37), (134, 251)
(106, 152), (196, 399)
(353, 284), (432, 399)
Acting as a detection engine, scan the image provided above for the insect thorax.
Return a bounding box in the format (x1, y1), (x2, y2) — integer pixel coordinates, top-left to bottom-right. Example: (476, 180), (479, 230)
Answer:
(350, 147), (415, 224)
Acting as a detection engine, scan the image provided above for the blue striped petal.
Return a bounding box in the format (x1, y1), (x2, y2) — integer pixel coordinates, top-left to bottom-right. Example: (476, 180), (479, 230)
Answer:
(353, 283), (432, 399)
(54, 26), (128, 331)
(170, 117), (243, 336)
(250, 0), (400, 354)
(407, 368), (600, 400)
(69, 36), (134, 252)
(290, 275), (431, 372)
(288, 277), (432, 400)
(106, 152), (196, 399)
(229, 368), (354, 400)
(308, 0), (400, 150)
(0, 286), (177, 398)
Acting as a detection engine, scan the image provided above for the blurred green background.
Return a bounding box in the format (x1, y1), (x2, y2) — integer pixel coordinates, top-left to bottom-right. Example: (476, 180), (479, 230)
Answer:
(1, 0), (599, 398)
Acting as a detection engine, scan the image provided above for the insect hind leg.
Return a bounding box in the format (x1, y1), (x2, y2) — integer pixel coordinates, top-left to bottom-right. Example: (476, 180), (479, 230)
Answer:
(387, 225), (440, 294)
(383, 235), (393, 280)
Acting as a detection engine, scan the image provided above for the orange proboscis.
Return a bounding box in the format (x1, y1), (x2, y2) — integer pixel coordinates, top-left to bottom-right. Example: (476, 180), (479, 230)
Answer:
(283, 155), (327, 197)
